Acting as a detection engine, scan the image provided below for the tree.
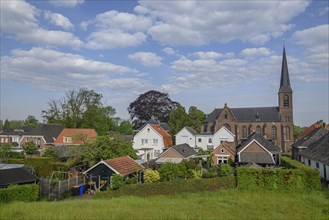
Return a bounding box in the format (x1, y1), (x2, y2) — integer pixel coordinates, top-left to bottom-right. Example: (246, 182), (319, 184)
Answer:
(24, 115), (39, 127)
(22, 140), (37, 155)
(157, 162), (186, 181)
(168, 106), (189, 136)
(70, 134), (137, 167)
(144, 169), (160, 183)
(128, 90), (180, 128)
(188, 106), (206, 133)
(116, 121), (134, 135)
(3, 119), (10, 129)
(42, 88), (116, 135)
(0, 144), (13, 160)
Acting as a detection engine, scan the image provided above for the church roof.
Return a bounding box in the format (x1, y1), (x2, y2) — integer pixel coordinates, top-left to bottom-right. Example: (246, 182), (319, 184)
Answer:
(205, 107), (280, 123)
(279, 46), (292, 93)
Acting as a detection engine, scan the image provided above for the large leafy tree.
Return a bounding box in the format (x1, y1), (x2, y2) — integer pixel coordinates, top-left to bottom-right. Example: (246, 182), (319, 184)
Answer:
(128, 90), (180, 128)
(42, 88), (115, 135)
(188, 106), (206, 133)
(69, 134), (137, 167)
(24, 115), (39, 127)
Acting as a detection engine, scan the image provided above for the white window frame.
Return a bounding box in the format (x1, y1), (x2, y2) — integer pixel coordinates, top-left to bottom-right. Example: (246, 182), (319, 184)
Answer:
(63, 137), (72, 143)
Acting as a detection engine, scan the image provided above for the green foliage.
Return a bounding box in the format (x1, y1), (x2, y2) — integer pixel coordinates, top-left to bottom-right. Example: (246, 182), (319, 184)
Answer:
(69, 134), (137, 167)
(96, 176), (235, 198)
(42, 88), (116, 135)
(22, 140), (37, 155)
(6, 157), (70, 177)
(236, 157), (321, 190)
(0, 144), (13, 159)
(0, 184), (39, 203)
(43, 148), (60, 160)
(202, 172), (218, 178)
(187, 106), (206, 133)
(219, 164), (233, 177)
(111, 174), (124, 190)
(24, 115), (39, 127)
(157, 162), (187, 181)
(116, 120), (134, 135)
(2, 119), (25, 129)
(293, 125), (307, 139)
(144, 169), (160, 183)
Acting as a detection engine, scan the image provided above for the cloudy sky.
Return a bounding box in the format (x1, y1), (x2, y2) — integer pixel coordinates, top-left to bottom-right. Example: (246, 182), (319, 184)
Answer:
(1, 0), (328, 127)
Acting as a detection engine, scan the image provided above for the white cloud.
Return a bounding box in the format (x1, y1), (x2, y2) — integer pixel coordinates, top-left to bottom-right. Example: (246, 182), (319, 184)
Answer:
(292, 24), (328, 47)
(128, 52), (162, 67)
(85, 30), (146, 49)
(44, 11), (74, 30)
(162, 47), (177, 56)
(1, 47), (146, 91)
(139, 1), (310, 46)
(49, 0), (84, 8)
(240, 47), (273, 58)
(193, 51), (221, 60)
(1, 0), (82, 48)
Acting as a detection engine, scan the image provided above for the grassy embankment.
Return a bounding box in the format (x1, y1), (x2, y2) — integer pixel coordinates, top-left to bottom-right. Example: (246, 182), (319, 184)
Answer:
(1, 190), (328, 219)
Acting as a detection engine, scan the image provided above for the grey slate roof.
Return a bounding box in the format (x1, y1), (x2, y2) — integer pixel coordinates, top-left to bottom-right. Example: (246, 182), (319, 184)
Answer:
(279, 47), (293, 93)
(138, 119), (170, 131)
(185, 126), (199, 135)
(205, 107), (280, 123)
(292, 127), (329, 148)
(299, 133), (329, 164)
(237, 132), (281, 153)
(239, 152), (275, 164)
(171, 144), (197, 158)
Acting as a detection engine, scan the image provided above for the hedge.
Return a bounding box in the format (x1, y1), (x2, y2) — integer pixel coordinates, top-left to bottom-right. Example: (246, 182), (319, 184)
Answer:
(5, 158), (70, 177)
(236, 157), (321, 190)
(0, 184), (39, 203)
(95, 176), (236, 198)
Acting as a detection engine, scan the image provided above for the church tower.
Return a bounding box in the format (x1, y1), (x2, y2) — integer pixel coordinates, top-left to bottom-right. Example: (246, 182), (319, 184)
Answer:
(278, 46), (294, 150)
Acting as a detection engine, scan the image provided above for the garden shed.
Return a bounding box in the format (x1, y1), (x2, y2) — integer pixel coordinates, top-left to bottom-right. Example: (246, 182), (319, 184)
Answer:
(83, 156), (144, 190)
(0, 164), (38, 187)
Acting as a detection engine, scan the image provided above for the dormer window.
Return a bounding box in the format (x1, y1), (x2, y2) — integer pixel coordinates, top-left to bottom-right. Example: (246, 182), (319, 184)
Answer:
(63, 137), (72, 143)
(284, 95), (289, 107)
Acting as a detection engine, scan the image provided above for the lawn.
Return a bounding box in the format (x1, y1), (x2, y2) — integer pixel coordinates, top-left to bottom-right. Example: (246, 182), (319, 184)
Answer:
(1, 190), (328, 219)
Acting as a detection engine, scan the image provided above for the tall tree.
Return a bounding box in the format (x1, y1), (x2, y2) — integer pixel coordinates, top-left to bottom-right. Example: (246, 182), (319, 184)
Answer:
(24, 115), (39, 127)
(3, 119), (10, 130)
(116, 120), (134, 135)
(168, 106), (190, 136)
(42, 88), (115, 135)
(128, 90), (180, 128)
(188, 106), (206, 133)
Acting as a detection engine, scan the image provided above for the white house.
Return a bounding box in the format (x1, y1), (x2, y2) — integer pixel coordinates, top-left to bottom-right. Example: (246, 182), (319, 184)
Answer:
(132, 124), (173, 161)
(299, 133), (329, 181)
(175, 126), (198, 148)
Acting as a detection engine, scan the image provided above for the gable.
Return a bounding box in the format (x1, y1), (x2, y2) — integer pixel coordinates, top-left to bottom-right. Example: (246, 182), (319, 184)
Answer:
(160, 148), (183, 159)
(242, 141), (267, 153)
(213, 143), (235, 156)
(213, 126), (235, 139)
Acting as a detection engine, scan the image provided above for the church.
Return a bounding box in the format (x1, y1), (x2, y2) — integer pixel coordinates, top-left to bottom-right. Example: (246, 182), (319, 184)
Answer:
(202, 47), (294, 151)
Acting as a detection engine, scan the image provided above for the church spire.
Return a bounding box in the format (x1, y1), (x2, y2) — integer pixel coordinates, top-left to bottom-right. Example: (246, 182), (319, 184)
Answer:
(279, 46), (292, 93)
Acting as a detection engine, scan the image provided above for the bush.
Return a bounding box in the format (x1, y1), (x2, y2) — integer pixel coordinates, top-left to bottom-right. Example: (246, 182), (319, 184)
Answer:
(0, 184), (39, 203)
(202, 172), (217, 179)
(22, 141), (38, 155)
(236, 157), (321, 190)
(158, 162), (186, 181)
(95, 176), (236, 198)
(111, 174), (124, 190)
(219, 164), (233, 177)
(144, 169), (160, 183)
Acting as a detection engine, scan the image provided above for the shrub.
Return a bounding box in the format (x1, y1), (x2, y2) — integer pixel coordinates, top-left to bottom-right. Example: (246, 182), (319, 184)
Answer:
(22, 141), (38, 155)
(219, 164), (233, 177)
(202, 172), (217, 178)
(43, 148), (60, 160)
(111, 174), (124, 190)
(158, 162), (186, 181)
(0, 184), (39, 203)
(144, 169), (160, 183)
(95, 176), (236, 198)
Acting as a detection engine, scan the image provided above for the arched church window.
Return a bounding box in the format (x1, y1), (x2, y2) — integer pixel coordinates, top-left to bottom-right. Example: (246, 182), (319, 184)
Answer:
(224, 123), (231, 131)
(262, 125), (266, 136)
(224, 112), (228, 119)
(248, 125), (252, 136)
(272, 126), (277, 140)
(286, 126), (290, 140)
(256, 126), (261, 134)
(242, 126), (247, 139)
(284, 95), (289, 107)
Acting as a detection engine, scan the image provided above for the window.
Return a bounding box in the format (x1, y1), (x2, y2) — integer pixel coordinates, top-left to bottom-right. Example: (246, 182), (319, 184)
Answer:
(220, 148), (225, 153)
(198, 138), (202, 143)
(224, 112), (228, 119)
(308, 159), (311, 166)
(207, 145), (214, 150)
(316, 162), (319, 169)
(208, 138), (212, 144)
(224, 123), (231, 131)
(153, 139), (158, 145)
(256, 126), (261, 134)
(262, 125), (266, 136)
(248, 125), (252, 136)
(147, 128), (150, 132)
(272, 126), (277, 140)
(284, 95), (289, 107)
(286, 126), (290, 140)
(242, 126), (247, 139)
(141, 139), (148, 145)
(63, 137), (72, 143)
(217, 156), (228, 164)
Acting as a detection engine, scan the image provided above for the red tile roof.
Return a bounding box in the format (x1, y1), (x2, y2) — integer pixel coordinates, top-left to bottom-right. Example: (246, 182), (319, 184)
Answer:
(53, 128), (97, 145)
(104, 156), (144, 176)
(299, 123), (327, 138)
(150, 124), (173, 149)
(212, 142), (236, 156)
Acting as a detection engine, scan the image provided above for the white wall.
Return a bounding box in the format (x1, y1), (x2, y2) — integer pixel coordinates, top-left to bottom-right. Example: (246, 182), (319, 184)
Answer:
(132, 124), (164, 160)
(175, 128), (196, 147)
(195, 134), (214, 151)
(301, 156), (328, 181)
(213, 126), (235, 147)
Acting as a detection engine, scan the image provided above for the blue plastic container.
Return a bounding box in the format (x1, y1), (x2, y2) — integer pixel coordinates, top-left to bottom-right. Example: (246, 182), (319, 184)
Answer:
(79, 184), (84, 195)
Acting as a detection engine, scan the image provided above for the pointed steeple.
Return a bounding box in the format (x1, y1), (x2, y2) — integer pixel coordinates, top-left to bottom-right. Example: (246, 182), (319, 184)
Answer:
(279, 46), (292, 93)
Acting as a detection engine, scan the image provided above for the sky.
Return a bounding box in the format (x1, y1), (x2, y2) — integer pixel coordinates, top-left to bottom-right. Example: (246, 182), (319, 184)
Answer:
(0, 0), (328, 127)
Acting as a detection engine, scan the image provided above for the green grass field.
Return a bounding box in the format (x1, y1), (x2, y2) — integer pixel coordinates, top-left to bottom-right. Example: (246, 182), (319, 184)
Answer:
(1, 190), (328, 220)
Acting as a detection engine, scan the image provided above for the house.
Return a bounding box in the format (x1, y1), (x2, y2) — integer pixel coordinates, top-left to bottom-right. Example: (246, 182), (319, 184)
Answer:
(53, 128), (97, 146)
(175, 126), (199, 148)
(0, 164), (38, 187)
(298, 123), (328, 138)
(83, 156), (144, 189)
(137, 118), (170, 132)
(299, 133), (329, 181)
(175, 125), (235, 151)
(0, 124), (63, 151)
(211, 142), (236, 165)
(202, 47), (294, 151)
(132, 123), (173, 161)
(155, 144), (197, 164)
(237, 132), (281, 166)
(291, 127), (328, 161)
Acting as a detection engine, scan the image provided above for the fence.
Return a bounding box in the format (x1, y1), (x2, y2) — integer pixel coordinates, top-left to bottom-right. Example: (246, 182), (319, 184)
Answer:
(39, 173), (85, 200)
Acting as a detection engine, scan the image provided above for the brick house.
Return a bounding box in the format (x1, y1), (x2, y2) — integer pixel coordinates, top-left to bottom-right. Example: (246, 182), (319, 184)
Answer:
(53, 128), (97, 146)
